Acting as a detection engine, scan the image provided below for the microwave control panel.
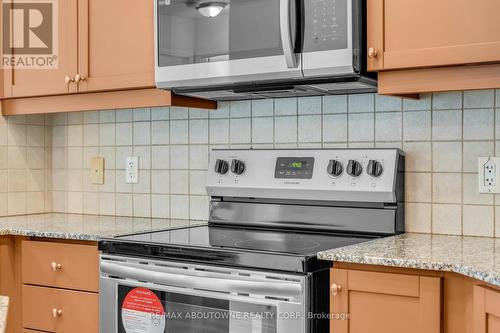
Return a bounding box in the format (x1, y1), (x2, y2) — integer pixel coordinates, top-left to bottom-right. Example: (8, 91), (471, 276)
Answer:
(303, 0), (348, 52)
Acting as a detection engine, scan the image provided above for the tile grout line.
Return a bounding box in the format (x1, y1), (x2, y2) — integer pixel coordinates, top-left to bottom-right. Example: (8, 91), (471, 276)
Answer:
(187, 108), (191, 221)
(131, 110), (136, 217)
(80, 114), (85, 214)
(430, 94), (434, 233)
(460, 91), (464, 236)
(295, 98), (298, 147)
(272, 100), (276, 149)
(320, 97), (324, 148)
(346, 96), (350, 146)
(149, 108), (153, 219)
(494, 89), (497, 236)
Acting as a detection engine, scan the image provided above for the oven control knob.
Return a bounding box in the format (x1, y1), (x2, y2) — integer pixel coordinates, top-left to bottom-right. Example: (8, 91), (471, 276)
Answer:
(231, 159), (246, 175)
(327, 160), (343, 177)
(214, 159), (229, 175)
(346, 160), (362, 177)
(367, 160), (383, 177)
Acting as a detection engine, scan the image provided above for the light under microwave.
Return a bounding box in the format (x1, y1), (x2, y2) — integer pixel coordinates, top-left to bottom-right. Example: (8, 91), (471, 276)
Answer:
(154, 0), (376, 100)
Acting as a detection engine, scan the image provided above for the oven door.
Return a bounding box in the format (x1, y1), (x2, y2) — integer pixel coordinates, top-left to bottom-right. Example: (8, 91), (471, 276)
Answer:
(100, 255), (308, 333)
(154, 0), (302, 88)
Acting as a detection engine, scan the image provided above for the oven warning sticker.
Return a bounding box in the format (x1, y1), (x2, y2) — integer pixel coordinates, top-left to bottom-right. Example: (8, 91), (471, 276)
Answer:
(121, 287), (166, 333)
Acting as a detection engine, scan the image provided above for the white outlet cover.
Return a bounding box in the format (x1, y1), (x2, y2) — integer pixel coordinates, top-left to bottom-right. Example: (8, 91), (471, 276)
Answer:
(478, 156), (500, 193)
(126, 156), (139, 184)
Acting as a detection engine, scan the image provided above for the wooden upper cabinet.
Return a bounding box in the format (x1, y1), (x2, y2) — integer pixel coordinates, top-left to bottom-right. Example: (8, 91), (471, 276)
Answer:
(8, 0), (153, 98)
(76, 0), (155, 92)
(368, 0), (500, 71)
(474, 285), (500, 332)
(330, 268), (441, 333)
(8, 0), (78, 98)
(0, 0), (217, 113)
(366, 0), (384, 71)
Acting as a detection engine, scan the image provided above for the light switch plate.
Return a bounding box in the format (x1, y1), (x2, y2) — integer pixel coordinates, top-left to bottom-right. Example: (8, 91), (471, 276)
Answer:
(478, 157), (500, 193)
(90, 157), (104, 185)
(126, 156), (139, 184)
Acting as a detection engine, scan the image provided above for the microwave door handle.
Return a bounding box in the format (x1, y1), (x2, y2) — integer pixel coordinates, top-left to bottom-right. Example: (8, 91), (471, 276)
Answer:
(101, 261), (302, 298)
(280, 0), (297, 68)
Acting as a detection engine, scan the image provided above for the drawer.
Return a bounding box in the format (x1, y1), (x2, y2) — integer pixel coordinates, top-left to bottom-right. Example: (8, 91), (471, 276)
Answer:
(22, 285), (98, 333)
(22, 240), (98, 292)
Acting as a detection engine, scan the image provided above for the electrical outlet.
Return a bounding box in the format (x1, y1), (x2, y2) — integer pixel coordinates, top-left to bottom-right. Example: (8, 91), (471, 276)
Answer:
(90, 157), (104, 184)
(126, 156), (139, 184)
(478, 157), (500, 193)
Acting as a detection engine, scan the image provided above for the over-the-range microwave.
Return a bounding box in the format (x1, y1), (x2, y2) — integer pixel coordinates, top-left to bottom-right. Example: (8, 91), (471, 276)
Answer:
(154, 0), (376, 100)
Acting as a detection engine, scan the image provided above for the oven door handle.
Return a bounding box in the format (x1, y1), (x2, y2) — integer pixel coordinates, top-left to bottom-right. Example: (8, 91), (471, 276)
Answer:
(280, 0), (297, 68)
(101, 261), (302, 298)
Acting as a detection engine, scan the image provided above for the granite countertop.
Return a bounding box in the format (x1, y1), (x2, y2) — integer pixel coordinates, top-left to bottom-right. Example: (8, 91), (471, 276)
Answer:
(0, 213), (207, 241)
(318, 233), (500, 287)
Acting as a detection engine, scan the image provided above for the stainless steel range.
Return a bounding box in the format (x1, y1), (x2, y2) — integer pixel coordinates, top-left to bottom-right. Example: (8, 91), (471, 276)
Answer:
(99, 149), (404, 333)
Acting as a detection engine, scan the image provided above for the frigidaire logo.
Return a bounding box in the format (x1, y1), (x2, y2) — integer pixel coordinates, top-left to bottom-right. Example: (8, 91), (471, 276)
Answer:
(2, 0), (58, 69)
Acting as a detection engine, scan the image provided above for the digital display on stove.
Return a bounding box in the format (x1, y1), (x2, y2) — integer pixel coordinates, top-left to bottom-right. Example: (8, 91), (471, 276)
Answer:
(290, 161), (304, 168)
(275, 157), (314, 179)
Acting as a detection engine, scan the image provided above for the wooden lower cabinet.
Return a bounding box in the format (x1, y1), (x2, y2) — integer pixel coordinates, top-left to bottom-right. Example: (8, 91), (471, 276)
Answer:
(474, 285), (500, 332)
(0, 237), (99, 333)
(22, 240), (99, 292)
(330, 268), (441, 333)
(22, 285), (98, 333)
(0, 236), (22, 333)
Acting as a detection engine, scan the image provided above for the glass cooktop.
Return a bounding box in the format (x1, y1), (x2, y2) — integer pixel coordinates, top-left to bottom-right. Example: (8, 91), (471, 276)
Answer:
(100, 225), (378, 273)
(114, 225), (372, 257)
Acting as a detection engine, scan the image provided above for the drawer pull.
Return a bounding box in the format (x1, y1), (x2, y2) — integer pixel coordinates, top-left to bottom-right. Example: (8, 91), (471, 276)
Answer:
(75, 74), (86, 83)
(331, 283), (342, 296)
(52, 308), (63, 318)
(51, 262), (63, 271)
(64, 75), (75, 84)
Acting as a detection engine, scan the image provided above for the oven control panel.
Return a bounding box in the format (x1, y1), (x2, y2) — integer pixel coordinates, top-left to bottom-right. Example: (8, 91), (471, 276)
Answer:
(275, 157), (315, 179)
(206, 149), (404, 203)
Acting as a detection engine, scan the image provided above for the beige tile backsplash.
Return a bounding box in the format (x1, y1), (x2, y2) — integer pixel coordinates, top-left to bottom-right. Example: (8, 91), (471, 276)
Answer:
(1, 89), (500, 237)
(0, 114), (52, 216)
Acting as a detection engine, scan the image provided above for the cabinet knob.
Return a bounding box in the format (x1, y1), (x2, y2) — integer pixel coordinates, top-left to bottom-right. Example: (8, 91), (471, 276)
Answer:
(331, 283), (342, 296)
(64, 75), (75, 84)
(368, 47), (379, 58)
(75, 74), (86, 83)
(51, 262), (62, 271)
(52, 308), (63, 318)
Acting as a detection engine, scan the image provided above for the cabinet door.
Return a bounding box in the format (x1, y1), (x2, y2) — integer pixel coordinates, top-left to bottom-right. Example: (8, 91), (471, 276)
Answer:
(474, 286), (500, 332)
(366, 0), (384, 71)
(0, 1), (7, 98)
(22, 240), (99, 292)
(330, 269), (441, 333)
(9, 0), (78, 97)
(22, 285), (98, 333)
(368, 0), (500, 71)
(76, 0), (155, 92)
